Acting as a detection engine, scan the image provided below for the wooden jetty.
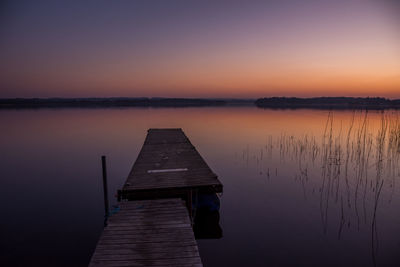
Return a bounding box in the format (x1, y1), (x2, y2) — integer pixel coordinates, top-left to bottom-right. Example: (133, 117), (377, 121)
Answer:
(90, 128), (222, 266)
(89, 199), (202, 266)
(118, 128), (223, 201)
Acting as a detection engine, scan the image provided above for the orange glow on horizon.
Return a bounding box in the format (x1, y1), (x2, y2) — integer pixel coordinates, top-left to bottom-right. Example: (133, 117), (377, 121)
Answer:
(0, 1), (399, 98)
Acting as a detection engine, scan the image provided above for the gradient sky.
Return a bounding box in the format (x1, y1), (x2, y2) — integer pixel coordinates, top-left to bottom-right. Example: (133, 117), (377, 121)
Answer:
(0, 0), (399, 98)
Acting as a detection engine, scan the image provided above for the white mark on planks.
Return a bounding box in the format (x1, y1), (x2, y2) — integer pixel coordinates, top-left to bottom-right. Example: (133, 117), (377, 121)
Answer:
(147, 168), (188, 173)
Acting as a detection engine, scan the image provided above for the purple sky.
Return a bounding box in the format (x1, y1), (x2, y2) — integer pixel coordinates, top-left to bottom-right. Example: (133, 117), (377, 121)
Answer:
(0, 0), (399, 98)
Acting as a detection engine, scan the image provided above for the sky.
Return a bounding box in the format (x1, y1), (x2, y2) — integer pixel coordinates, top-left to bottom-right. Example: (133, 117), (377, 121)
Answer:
(0, 0), (399, 98)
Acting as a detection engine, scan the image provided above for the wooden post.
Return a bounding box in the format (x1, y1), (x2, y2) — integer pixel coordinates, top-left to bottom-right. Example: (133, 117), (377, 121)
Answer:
(102, 155), (109, 226)
(117, 190), (122, 202)
(187, 189), (193, 225)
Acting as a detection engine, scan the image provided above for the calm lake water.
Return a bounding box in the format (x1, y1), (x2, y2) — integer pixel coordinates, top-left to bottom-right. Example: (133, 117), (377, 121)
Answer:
(1, 107), (400, 266)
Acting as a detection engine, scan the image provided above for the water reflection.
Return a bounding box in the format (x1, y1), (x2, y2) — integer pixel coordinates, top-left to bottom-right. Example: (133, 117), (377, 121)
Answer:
(193, 193), (223, 239)
(236, 110), (400, 265)
(1, 107), (399, 266)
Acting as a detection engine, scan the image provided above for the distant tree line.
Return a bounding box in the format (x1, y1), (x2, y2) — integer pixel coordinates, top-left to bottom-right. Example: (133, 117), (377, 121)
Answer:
(255, 97), (400, 109)
(1, 97), (400, 109)
(0, 98), (228, 108)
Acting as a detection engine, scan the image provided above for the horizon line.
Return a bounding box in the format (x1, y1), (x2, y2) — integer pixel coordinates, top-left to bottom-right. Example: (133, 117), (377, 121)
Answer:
(1, 96), (400, 100)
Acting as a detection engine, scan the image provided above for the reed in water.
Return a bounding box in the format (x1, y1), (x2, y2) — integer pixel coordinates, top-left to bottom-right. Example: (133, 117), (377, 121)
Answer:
(238, 110), (400, 263)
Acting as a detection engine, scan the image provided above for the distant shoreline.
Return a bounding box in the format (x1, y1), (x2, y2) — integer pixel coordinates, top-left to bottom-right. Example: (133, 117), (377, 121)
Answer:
(0, 98), (253, 109)
(1, 97), (400, 109)
(255, 97), (400, 110)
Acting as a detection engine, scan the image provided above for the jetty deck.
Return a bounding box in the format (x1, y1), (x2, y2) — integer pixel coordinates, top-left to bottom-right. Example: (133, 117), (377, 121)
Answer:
(89, 199), (202, 267)
(119, 128), (223, 200)
(90, 128), (222, 266)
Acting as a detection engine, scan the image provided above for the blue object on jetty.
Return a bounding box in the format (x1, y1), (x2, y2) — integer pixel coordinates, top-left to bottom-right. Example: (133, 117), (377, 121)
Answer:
(194, 193), (220, 212)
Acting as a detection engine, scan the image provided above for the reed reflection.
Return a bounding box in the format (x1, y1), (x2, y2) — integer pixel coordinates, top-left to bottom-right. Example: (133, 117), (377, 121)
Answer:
(236, 110), (400, 265)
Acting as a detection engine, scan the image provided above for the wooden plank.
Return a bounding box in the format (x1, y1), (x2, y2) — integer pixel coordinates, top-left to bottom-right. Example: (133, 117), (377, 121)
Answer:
(119, 185), (223, 202)
(121, 128), (222, 198)
(89, 199), (202, 267)
(94, 243), (199, 252)
(93, 250), (200, 259)
(90, 259), (202, 267)
(143, 129), (190, 145)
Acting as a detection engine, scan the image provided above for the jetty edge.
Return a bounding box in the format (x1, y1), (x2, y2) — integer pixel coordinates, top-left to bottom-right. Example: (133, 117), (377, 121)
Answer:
(89, 128), (223, 266)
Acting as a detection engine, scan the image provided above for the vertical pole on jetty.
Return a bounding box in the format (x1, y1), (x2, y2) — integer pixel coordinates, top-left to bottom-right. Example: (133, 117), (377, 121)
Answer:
(187, 189), (193, 225)
(101, 155), (109, 226)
